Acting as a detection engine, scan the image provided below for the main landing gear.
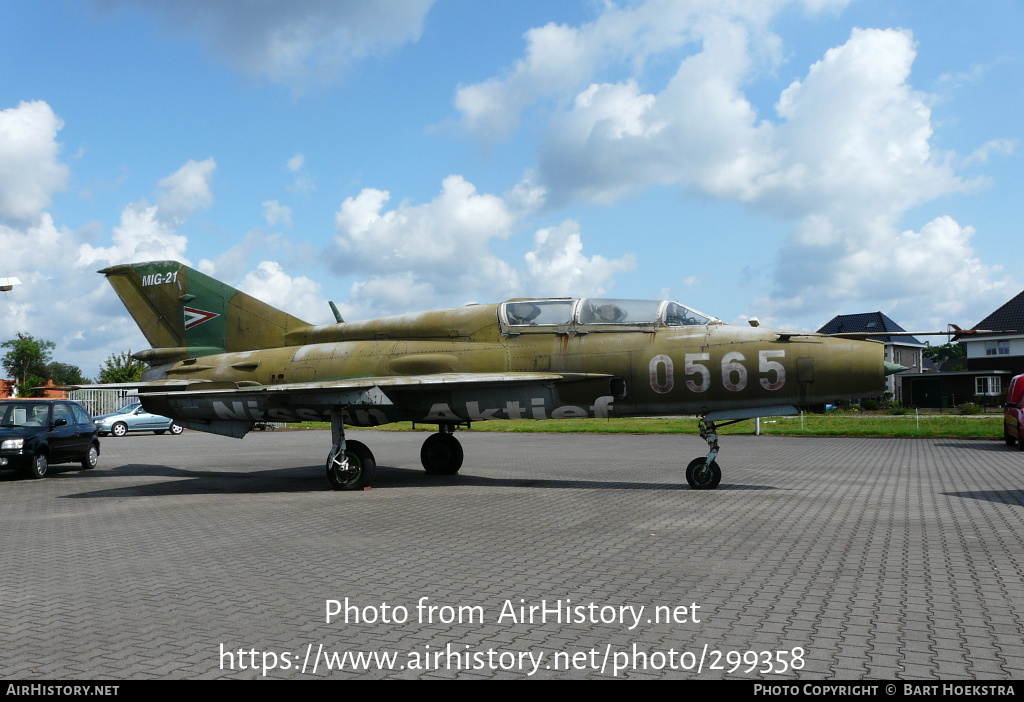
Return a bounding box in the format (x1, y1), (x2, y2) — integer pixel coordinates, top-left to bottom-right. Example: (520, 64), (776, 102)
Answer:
(686, 416), (725, 490)
(324, 412), (468, 490)
(326, 407), (376, 491)
(420, 423), (464, 475)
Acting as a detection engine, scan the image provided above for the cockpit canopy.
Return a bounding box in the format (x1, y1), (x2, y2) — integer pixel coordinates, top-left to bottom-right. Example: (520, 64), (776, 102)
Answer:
(500, 298), (716, 332)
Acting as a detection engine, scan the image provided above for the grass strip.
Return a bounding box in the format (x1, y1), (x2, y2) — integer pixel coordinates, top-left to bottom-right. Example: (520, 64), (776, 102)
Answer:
(282, 414), (1003, 438)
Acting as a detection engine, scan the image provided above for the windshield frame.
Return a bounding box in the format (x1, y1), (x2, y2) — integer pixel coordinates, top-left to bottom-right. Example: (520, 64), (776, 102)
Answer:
(498, 298), (719, 335)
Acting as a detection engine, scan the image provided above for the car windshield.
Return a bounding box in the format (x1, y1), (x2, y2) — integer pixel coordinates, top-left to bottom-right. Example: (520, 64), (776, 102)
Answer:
(115, 404), (140, 415)
(0, 403), (50, 427)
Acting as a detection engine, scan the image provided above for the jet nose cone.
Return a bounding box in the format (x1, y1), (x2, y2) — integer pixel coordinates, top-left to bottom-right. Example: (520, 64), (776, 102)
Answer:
(884, 362), (909, 376)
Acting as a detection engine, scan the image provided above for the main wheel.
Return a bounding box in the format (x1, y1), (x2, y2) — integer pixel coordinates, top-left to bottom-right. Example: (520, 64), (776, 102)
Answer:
(80, 444), (99, 470)
(28, 452), (48, 479)
(326, 439), (377, 490)
(111, 422), (128, 437)
(420, 433), (464, 475)
(686, 457), (721, 490)
(169, 423), (184, 435)
(1007, 426), (1017, 446)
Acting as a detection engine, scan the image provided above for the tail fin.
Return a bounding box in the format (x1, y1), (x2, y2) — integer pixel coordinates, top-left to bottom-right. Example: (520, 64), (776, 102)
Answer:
(101, 260), (311, 362)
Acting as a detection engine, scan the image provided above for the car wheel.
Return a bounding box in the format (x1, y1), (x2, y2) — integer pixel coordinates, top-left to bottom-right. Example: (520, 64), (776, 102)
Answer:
(81, 444), (99, 470)
(169, 423), (183, 435)
(111, 422), (128, 437)
(28, 452), (48, 479)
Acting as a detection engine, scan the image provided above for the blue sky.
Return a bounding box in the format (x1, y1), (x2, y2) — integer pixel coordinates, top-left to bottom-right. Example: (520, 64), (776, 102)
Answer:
(0, 0), (1021, 378)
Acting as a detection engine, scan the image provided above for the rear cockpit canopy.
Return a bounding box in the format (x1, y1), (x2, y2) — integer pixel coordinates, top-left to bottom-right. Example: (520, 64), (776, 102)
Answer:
(499, 298), (717, 333)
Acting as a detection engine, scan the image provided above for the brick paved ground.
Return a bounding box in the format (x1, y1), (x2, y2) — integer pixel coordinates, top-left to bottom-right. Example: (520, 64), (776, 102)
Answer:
(1, 429), (1022, 679)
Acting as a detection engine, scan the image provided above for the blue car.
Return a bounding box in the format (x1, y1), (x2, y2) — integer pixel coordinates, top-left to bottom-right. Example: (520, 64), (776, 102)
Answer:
(92, 403), (183, 437)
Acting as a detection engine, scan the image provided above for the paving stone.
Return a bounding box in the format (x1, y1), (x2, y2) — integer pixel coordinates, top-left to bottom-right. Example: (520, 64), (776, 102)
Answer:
(1, 432), (1023, 679)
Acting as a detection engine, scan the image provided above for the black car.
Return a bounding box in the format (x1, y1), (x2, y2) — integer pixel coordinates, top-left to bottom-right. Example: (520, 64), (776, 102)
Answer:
(0, 399), (100, 478)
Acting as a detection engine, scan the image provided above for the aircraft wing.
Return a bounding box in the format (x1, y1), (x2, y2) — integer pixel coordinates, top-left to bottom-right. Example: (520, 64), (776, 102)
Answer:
(76, 372), (620, 438)
(132, 371), (614, 397)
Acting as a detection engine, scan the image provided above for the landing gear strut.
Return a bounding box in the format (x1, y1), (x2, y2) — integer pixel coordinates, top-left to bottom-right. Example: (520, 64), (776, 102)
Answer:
(326, 407), (377, 490)
(686, 416), (723, 490)
(421, 423), (464, 475)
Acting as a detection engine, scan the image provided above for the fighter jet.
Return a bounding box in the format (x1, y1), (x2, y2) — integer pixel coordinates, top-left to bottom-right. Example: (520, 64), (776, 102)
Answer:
(95, 260), (910, 491)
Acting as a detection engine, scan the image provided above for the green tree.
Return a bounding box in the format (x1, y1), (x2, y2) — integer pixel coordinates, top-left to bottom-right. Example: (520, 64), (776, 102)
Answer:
(923, 341), (966, 368)
(48, 361), (90, 386)
(97, 350), (146, 383)
(1, 333), (55, 394)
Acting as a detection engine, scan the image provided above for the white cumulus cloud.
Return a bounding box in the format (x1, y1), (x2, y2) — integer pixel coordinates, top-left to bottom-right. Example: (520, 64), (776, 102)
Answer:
(332, 175), (519, 298)
(155, 158), (216, 223)
(329, 176), (636, 317)
(465, 3), (1014, 331)
(237, 260), (329, 324)
(77, 158), (214, 268)
(523, 220), (636, 297)
(0, 101), (70, 223)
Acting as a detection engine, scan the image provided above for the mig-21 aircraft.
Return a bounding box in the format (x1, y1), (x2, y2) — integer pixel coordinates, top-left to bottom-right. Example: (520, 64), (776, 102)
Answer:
(92, 260), (919, 491)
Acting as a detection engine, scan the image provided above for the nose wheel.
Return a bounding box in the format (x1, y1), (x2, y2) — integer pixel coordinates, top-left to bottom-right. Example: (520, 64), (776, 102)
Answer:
(686, 457), (721, 490)
(686, 416), (725, 490)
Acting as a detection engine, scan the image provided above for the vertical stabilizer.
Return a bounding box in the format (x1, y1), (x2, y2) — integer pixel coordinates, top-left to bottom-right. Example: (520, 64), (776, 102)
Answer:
(101, 261), (310, 359)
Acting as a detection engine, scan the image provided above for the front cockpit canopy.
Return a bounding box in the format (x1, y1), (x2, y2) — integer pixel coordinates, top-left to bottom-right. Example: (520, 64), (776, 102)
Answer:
(500, 298), (716, 332)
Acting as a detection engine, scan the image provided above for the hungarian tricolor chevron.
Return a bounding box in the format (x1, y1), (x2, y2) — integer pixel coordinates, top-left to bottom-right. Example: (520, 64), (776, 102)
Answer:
(183, 306), (220, 330)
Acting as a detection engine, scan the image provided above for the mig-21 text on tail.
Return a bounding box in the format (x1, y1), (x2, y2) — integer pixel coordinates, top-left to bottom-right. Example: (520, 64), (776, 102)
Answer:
(92, 261), (921, 491)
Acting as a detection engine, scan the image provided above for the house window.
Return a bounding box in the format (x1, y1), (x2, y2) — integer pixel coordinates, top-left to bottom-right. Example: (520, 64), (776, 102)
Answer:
(985, 341), (1011, 356)
(975, 376), (1002, 396)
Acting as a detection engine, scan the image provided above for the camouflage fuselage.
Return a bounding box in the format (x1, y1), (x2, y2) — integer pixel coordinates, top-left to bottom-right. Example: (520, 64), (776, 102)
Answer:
(141, 303), (885, 426)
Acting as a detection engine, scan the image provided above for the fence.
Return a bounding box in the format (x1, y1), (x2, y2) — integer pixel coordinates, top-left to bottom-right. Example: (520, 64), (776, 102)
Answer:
(68, 388), (139, 417)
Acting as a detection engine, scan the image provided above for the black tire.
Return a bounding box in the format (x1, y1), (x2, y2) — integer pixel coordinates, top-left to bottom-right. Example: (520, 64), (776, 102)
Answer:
(111, 422), (128, 437)
(685, 457), (721, 490)
(169, 423), (183, 435)
(81, 444), (99, 470)
(1007, 426), (1017, 447)
(28, 452), (48, 479)
(326, 439), (377, 490)
(420, 433), (464, 475)
(1018, 424), (1024, 452)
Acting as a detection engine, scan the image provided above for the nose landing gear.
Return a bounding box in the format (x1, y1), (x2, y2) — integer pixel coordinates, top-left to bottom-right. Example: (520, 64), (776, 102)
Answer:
(686, 416), (724, 490)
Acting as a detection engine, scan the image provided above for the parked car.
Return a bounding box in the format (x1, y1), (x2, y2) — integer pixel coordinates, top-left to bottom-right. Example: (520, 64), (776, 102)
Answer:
(0, 399), (100, 478)
(1005, 374), (1024, 450)
(93, 402), (184, 437)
